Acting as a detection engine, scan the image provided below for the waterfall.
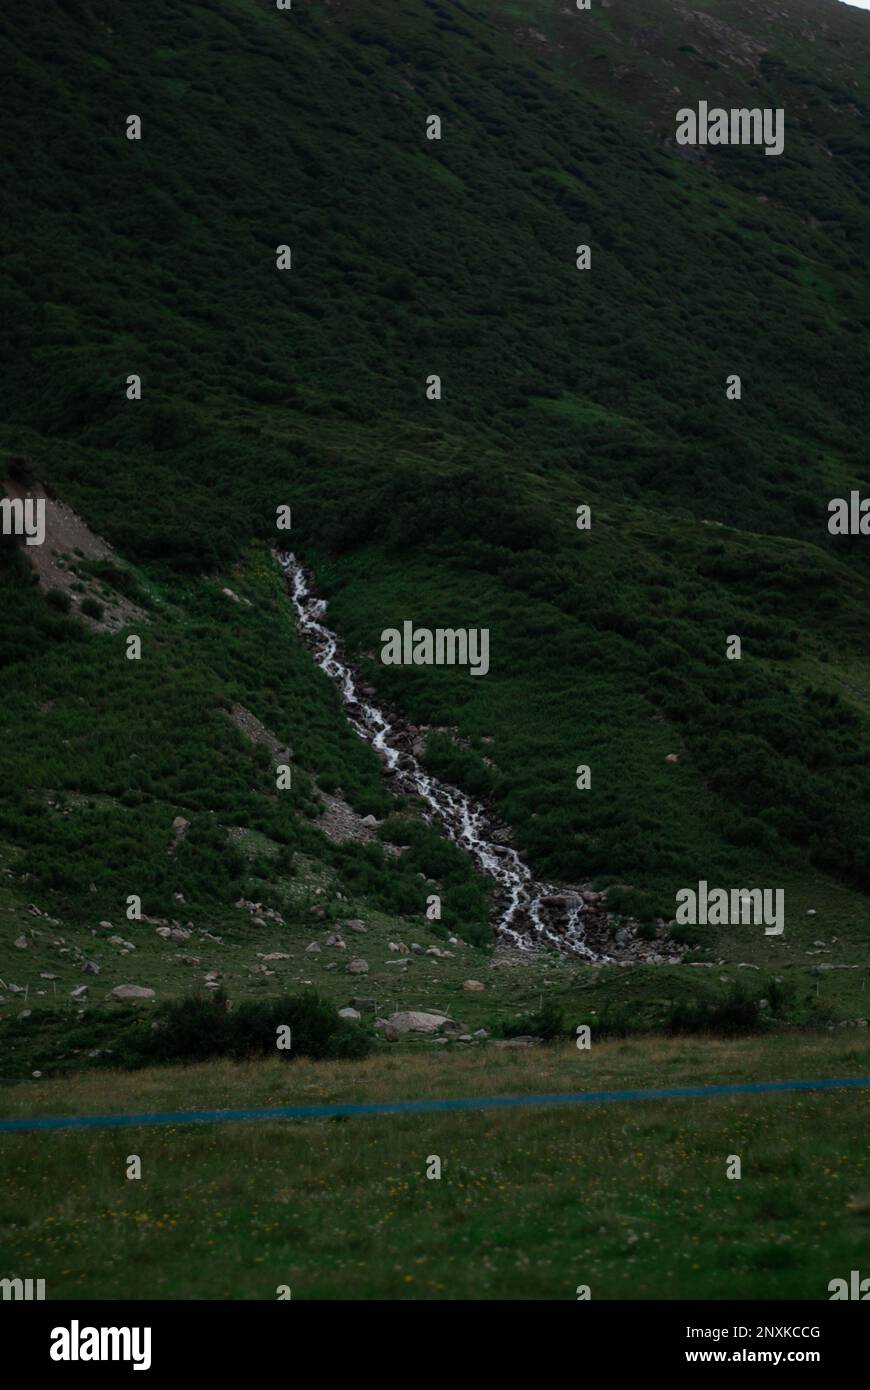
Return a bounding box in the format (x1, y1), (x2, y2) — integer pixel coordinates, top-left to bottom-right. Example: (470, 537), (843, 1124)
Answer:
(277, 550), (607, 961)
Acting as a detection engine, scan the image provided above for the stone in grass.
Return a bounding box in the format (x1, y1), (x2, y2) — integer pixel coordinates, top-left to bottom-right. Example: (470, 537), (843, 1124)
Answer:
(81, 960), (101, 975)
(463, 979), (485, 992)
(14, 935), (27, 950)
(306, 942), (322, 953)
(70, 986), (88, 1001)
(346, 920), (367, 933)
(338, 1007), (361, 1021)
(385, 1011), (454, 1036)
(347, 959), (369, 975)
(351, 997), (376, 1012)
(110, 984), (155, 1000)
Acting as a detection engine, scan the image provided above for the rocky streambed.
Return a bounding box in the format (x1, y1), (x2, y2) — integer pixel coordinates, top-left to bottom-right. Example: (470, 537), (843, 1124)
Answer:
(277, 551), (680, 965)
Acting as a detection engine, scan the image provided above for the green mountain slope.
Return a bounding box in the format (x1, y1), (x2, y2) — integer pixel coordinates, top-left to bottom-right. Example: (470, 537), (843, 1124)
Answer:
(1, 0), (869, 1013)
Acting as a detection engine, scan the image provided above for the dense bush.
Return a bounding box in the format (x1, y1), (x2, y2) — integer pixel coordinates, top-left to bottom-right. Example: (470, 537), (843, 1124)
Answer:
(666, 983), (762, 1036)
(139, 988), (372, 1065)
(502, 1001), (565, 1042)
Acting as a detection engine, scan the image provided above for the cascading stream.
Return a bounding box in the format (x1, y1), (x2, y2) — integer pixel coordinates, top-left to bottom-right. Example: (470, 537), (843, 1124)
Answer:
(277, 550), (606, 961)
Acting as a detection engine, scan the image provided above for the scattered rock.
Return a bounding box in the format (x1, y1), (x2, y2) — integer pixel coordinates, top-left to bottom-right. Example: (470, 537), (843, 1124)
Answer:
(351, 997), (376, 1012)
(306, 942), (322, 953)
(385, 1010), (453, 1035)
(665, 753), (679, 763)
(110, 984), (155, 1000)
(81, 960), (100, 975)
(492, 1036), (539, 1049)
(338, 1007), (361, 1021)
(13, 934), (27, 950)
(463, 979), (485, 992)
(347, 959), (369, 975)
(378, 1017), (450, 1039)
(70, 986), (88, 1001)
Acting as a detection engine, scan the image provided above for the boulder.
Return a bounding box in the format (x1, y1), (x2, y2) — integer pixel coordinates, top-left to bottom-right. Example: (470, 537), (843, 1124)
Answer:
(110, 984), (155, 1000)
(385, 1011), (453, 1036)
(347, 959), (369, 975)
(463, 979), (485, 992)
(338, 1007), (361, 1021)
(351, 997), (376, 1012)
(81, 960), (101, 975)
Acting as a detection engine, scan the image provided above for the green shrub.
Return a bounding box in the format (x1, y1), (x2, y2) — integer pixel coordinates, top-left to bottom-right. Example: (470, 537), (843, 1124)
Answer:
(45, 588), (71, 612)
(80, 596), (104, 620)
(666, 982), (761, 1036)
(670, 922), (704, 948)
(502, 1001), (565, 1041)
(139, 988), (372, 1065)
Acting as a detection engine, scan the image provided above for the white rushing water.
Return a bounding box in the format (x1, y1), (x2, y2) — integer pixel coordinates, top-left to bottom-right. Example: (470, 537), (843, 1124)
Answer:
(277, 550), (606, 960)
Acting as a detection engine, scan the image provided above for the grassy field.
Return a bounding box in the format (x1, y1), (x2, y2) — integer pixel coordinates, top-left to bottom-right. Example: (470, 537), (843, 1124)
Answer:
(1, 1035), (868, 1300)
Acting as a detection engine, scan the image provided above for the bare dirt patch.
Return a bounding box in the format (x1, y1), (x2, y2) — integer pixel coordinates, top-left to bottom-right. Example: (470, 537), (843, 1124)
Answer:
(3, 479), (147, 633)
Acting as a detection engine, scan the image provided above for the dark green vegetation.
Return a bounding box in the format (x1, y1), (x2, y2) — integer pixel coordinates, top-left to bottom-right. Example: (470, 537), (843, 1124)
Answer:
(0, 0), (869, 1059)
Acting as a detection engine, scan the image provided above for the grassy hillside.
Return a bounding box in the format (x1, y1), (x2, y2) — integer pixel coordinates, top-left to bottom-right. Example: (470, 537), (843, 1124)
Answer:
(0, 0), (869, 1048)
